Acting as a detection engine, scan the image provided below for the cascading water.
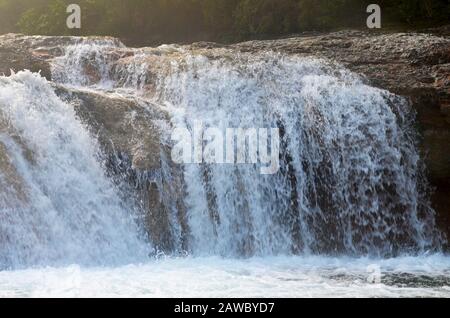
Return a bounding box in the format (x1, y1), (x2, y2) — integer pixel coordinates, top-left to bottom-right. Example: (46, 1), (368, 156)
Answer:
(48, 39), (442, 258)
(0, 36), (448, 297)
(153, 53), (442, 257)
(51, 38), (123, 87)
(0, 71), (149, 269)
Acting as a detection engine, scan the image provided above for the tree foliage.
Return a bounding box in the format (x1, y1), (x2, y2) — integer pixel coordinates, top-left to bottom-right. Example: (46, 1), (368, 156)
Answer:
(0, 0), (448, 44)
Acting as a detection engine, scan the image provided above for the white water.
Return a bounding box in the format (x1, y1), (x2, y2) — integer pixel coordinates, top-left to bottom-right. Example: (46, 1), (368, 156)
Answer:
(154, 53), (441, 257)
(51, 41), (442, 256)
(0, 38), (449, 297)
(1, 255), (449, 297)
(0, 71), (150, 269)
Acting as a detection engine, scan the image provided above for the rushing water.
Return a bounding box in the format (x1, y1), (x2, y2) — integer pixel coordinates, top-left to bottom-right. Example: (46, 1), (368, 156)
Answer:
(1, 256), (450, 298)
(0, 71), (150, 269)
(153, 53), (441, 257)
(0, 38), (448, 297)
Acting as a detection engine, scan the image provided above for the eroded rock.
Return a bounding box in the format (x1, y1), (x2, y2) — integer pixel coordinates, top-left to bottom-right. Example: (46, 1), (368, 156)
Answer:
(53, 85), (186, 251)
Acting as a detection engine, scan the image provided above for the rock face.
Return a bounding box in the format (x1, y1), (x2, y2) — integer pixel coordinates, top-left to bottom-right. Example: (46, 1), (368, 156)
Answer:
(53, 85), (167, 171)
(53, 85), (186, 251)
(1, 28), (449, 244)
(0, 42), (50, 79)
(0, 33), (64, 79)
(0, 33), (121, 80)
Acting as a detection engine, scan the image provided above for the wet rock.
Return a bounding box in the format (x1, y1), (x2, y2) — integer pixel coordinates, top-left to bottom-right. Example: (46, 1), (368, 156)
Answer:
(0, 34), (52, 79)
(53, 85), (167, 170)
(0, 33), (123, 81)
(53, 85), (186, 251)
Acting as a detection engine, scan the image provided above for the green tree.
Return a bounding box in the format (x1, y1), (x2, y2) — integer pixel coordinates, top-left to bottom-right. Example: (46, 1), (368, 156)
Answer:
(0, 0), (447, 44)
(234, 0), (299, 37)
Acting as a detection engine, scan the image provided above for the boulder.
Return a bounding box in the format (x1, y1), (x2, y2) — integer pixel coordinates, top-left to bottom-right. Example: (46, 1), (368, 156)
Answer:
(53, 85), (187, 251)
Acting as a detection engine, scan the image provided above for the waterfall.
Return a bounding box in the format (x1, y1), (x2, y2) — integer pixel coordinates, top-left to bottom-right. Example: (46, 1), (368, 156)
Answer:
(152, 53), (442, 257)
(51, 38), (123, 87)
(0, 38), (442, 270)
(51, 39), (443, 257)
(0, 71), (149, 269)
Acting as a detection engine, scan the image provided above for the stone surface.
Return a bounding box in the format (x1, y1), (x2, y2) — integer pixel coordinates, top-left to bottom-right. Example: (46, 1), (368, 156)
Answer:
(53, 85), (186, 251)
(0, 34), (52, 79)
(54, 85), (167, 170)
(0, 33), (122, 80)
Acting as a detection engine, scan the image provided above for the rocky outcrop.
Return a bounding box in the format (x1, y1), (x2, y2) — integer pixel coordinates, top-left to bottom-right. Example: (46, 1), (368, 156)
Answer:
(0, 34), (53, 79)
(0, 114), (36, 204)
(0, 33), (121, 80)
(53, 85), (167, 171)
(52, 85), (186, 251)
(0, 43), (50, 80)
